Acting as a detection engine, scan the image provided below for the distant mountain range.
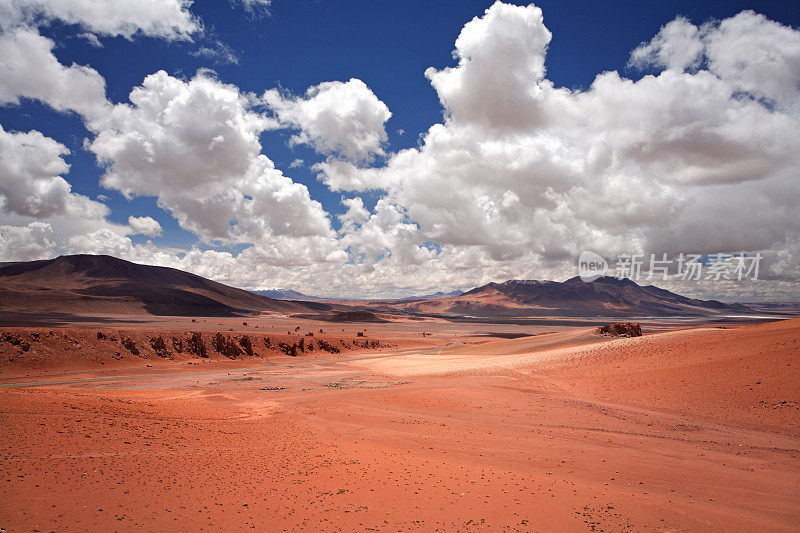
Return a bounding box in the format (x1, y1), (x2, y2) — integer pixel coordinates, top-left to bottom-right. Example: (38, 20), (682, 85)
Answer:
(251, 288), (323, 301)
(0, 255), (754, 318)
(0, 255), (331, 317)
(390, 277), (752, 317)
(402, 290), (465, 301)
(251, 288), (464, 302)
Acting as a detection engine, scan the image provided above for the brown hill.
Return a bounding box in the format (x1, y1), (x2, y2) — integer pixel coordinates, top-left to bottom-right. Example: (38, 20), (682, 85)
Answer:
(0, 255), (329, 317)
(391, 277), (752, 318)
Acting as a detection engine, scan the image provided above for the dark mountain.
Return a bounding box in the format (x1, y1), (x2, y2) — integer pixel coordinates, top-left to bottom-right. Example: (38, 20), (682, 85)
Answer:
(399, 277), (752, 317)
(0, 254), (330, 317)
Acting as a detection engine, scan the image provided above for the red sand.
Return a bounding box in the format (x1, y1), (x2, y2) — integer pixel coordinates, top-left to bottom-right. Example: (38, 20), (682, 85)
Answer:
(1, 318), (798, 531)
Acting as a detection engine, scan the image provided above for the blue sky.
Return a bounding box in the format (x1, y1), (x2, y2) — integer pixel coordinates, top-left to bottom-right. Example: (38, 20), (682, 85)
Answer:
(1, 1), (799, 299)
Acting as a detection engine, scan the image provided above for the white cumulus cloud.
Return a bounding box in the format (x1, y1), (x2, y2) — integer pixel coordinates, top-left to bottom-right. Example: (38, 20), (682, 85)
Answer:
(0, 125), (108, 219)
(631, 10), (800, 110)
(425, 2), (552, 132)
(315, 1), (800, 292)
(264, 78), (392, 163)
(0, 0), (200, 40)
(0, 221), (56, 261)
(0, 27), (108, 120)
(127, 216), (163, 237)
(89, 70), (336, 252)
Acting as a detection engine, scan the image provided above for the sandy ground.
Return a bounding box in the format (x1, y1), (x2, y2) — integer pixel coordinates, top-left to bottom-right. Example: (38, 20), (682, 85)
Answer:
(0, 317), (798, 531)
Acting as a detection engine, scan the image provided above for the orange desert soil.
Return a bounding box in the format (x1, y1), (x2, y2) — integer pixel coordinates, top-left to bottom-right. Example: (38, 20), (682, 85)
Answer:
(0, 317), (798, 531)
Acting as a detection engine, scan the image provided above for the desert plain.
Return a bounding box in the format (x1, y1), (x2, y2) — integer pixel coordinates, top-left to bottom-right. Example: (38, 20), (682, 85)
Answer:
(1, 312), (798, 532)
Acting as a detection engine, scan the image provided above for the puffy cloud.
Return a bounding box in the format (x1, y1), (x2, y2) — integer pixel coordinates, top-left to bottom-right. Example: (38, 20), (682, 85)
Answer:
(0, 27), (108, 119)
(1, 1), (797, 301)
(0, 125), (108, 219)
(264, 78), (391, 162)
(336, 198), (437, 268)
(631, 10), (800, 109)
(0, 0), (351, 280)
(337, 196), (370, 234)
(0, 0), (199, 40)
(425, 2), (552, 131)
(67, 228), (146, 258)
(0, 221), (55, 261)
(766, 237), (800, 281)
(127, 216), (163, 237)
(705, 11), (800, 110)
(0, 124), (134, 251)
(629, 16), (703, 72)
(314, 2), (800, 297)
(89, 70), (335, 252)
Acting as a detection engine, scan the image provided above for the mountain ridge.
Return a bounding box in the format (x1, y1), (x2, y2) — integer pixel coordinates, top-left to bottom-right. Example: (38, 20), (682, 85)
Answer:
(0, 255), (330, 317)
(396, 276), (752, 317)
(0, 255), (755, 319)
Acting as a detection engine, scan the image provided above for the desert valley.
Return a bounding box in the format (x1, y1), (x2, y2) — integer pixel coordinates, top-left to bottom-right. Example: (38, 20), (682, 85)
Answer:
(2, 1), (800, 531)
(0, 255), (798, 531)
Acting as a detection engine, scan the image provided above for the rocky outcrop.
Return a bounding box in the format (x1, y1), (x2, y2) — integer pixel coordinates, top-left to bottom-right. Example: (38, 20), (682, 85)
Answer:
(149, 336), (169, 357)
(595, 322), (642, 337)
(277, 342), (296, 356)
(120, 336), (140, 355)
(239, 335), (254, 356)
(187, 332), (207, 357)
(317, 340), (340, 354)
(331, 311), (383, 322)
(0, 332), (31, 352)
(0, 327), (392, 367)
(172, 336), (183, 353)
(212, 333), (245, 358)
